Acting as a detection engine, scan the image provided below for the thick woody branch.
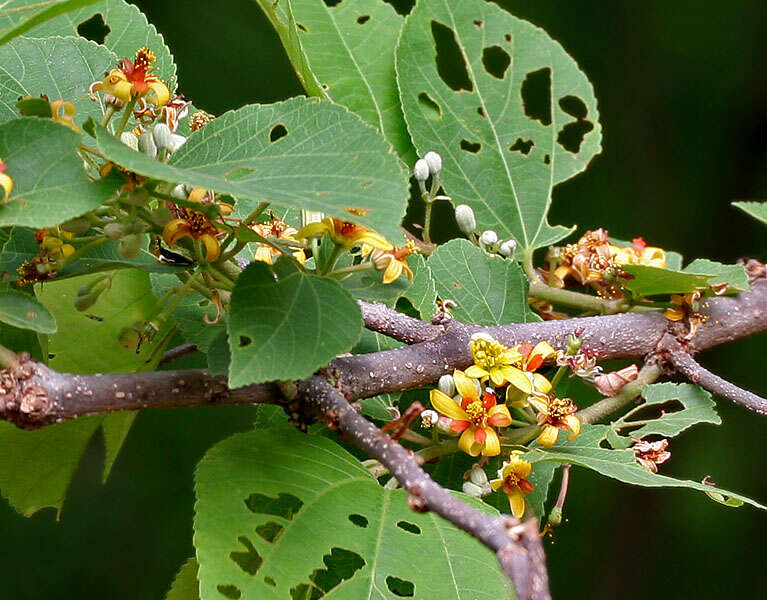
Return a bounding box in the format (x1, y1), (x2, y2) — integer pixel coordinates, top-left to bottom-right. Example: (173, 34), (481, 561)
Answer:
(358, 300), (442, 343)
(298, 376), (550, 600)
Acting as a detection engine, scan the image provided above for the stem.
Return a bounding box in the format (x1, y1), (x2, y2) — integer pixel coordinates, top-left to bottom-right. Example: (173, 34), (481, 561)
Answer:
(416, 438), (459, 461)
(423, 197), (434, 244)
(203, 264), (236, 291)
(54, 238), (108, 270)
(549, 365), (568, 390)
(528, 279), (626, 315)
(101, 105), (116, 128)
(114, 98), (137, 136)
(326, 262), (374, 277)
(242, 202), (270, 227)
(319, 244), (343, 276)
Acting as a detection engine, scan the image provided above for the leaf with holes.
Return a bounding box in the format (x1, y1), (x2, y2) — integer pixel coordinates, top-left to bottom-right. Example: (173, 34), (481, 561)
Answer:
(0, 0), (101, 46)
(733, 201), (767, 226)
(609, 383), (721, 443)
(88, 96), (409, 241)
(427, 239), (537, 325)
(194, 427), (511, 600)
(284, 0), (413, 159)
(0, 35), (116, 123)
(397, 0), (602, 250)
(227, 262), (362, 387)
(0, 289), (56, 333)
(682, 259), (749, 293)
(523, 425), (765, 510)
(9, 0), (176, 87)
(0, 118), (118, 227)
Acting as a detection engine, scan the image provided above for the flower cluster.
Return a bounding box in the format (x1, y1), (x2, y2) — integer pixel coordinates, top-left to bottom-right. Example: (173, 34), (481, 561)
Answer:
(162, 187), (232, 262)
(0, 158), (12, 204)
(547, 229), (667, 298)
(251, 216), (306, 265)
(296, 216), (391, 251)
(91, 47), (170, 108)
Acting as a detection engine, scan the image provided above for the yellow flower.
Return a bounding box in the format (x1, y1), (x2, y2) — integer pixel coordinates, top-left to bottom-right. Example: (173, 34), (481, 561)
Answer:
(36, 228), (75, 260)
(533, 396), (581, 447)
(464, 333), (526, 387)
(251, 217), (306, 265)
(504, 341), (557, 407)
(0, 159), (12, 204)
(611, 237), (666, 269)
(295, 216), (392, 251)
(429, 370), (512, 457)
(490, 454), (535, 518)
(162, 187), (228, 262)
(369, 241), (417, 284)
(91, 47), (170, 107)
(50, 100), (80, 132)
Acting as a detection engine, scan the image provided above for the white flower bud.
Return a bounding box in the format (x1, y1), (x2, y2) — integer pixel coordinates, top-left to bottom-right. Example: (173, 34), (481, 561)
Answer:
(479, 230), (498, 247)
(462, 480), (491, 498)
(438, 374), (456, 397)
(469, 464), (489, 486)
(499, 239), (517, 257)
(171, 184), (188, 200)
(413, 158), (429, 182)
(420, 409), (439, 428)
(435, 416), (458, 436)
(120, 132), (139, 151)
(423, 151), (442, 175)
(103, 222), (126, 240)
(454, 204), (477, 235)
(169, 133), (187, 152)
(152, 123), (173, 151)
(138, 130), (157, 158)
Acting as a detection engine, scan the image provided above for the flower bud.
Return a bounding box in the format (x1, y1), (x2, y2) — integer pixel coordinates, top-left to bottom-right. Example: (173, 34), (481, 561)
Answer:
(171, 184), (188, 200)
(123, 188), (149, 206)
(462, 481), (485, 498)
(469, 464), (489, 486)
(120, 131), (139, 151)
(169, 134), (187, 153)
(61, 217), (91, 234)
(103, 222), (126, 240)
(420, 409), (439, 428)
(423, 151), (442, 175)
(547, 506), (563, 526)
(152, 122), (173, 151)
(118, 233), (143, 259)
(454, 204), (476, 235)
(499, 239), (517, 257)
(479, 230), (498, 247)
(413, 159), (429, 182)
(138, 130), (157, 158)
(438, 374), (456, 397)
(565, 334), (582, 355)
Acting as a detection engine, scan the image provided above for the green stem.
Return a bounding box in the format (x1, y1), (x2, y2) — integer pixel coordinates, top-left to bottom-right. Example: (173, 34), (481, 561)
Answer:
(528, 278), (627, 315)
(326, 262), (374, 277)
(54, 238), (108, 270)
(319, 244), (343, 276)
(114, 97), (137, 136)
(101, 105), (116, 128)
(423, 196), (434, 244)
(203, 264), (236, 291)
(549, 365), (569, 390)
(576, 363), (662, 424)
(242, 202), (270, 227)
(416, 439), (459, 462)
(503, 425), (540, 446)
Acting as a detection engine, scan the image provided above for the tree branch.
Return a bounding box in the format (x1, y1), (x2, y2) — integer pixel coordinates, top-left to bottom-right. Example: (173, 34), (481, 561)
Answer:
(297, 376), (550, 600)
(358, 300), (442, 344)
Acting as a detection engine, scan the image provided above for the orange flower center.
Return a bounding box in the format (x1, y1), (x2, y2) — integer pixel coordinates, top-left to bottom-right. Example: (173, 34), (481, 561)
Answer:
(547, 397), (576, 424)
(464, 400), (486, 426)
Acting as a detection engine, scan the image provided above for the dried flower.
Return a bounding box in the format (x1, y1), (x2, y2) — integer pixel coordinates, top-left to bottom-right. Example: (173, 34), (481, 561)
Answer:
(631, 438), (671, 473)
(594, 364), (639, 396)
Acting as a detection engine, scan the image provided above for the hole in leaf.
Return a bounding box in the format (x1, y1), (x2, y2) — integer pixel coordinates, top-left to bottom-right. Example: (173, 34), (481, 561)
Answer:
(543, 154), (551, 165)
(322, 0), (342, 6)
(556, 96), (593, 153)
(381, 0), (414, 15)
(256, 521), (284, 543)
(521, 68), (552, 126)
(357, 15), (370, 24)
(48, 353), (56, 360)
(460, 139), (481, 153)
(396, 521), (421, 534)
(510, 138), (534, 155)
(482, 46), (511, 79)
(622, 399), (685, 424)
(349, 514), (369, 528)
(386, 576), (415, 597)
(290, 584), (322, 600)
(417, 92), (442, 120)
(269, 124), (288, 143)
(230, 536), (263, 575)
(473, 19), (483, 29)
(77, 13), (110, 44)
(264, 577), (276, 587)
(559, 95), (588, 119)
(431, 20), (473, 91)
(291, 548), (366, 599)
(245, 492), (304, 519)
(504, 33), (512, 43)
(197, 299), (210, 307)
(238, 335), (252, 348)
(477, 106), (485, 118)
(217, 584), (242, 599)
(297, 22), (308, 32)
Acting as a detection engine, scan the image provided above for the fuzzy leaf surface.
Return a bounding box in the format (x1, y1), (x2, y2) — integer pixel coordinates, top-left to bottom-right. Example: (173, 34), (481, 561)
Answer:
(733, 200), (767, 225)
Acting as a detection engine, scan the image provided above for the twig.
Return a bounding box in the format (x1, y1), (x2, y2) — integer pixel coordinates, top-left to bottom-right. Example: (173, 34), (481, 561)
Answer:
(576, 364), (662, 425)
(160, 343), (198, 365)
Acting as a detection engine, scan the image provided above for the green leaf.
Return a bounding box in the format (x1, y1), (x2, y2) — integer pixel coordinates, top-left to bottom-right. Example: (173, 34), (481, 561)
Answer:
(0, 0), (101, 46)
(682, 258), (749, 293)
(89, 97), (409, 241)
(427, 239), (536, 325)
(101, 410), (135, 482)
(339, 265), (412, 305)
(610, 383), (721, 442)
(397, 0), (602, 249)
(285, 0), (413, 159)
(733, 200), (767, 226)
(165, 557), (200, 600)
(227, 262), (362, 387)
(0, 289), (56, 332)
(403, 253), (437, 319)
(0, 35), (116, 123)
(7, 0), (176, 87)
(0, 118), (118, 227)
(194, 427), (511, 600)
(621, 264), (711, 297)
(523, 424), (765, 510)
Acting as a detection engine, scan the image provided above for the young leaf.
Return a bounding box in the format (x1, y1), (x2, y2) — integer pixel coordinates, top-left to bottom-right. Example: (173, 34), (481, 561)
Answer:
(732, 200), (767, 226)
(0, 290), (56, 333)
(227, 262), (362, 387)
(285, 0), (414, 159)
(0, 35), (116, 123)
(523, 425), (765, 510)
(397, 0), (602, 250)
(427, 238), (537, 325)
(0, 0), (101, 46)
(682, 259), (749, 293)
(621, 264), (711, 297)
(194, 427), (510, 600)
(0, 118), (118, 228)
(88, 97), (409, 241)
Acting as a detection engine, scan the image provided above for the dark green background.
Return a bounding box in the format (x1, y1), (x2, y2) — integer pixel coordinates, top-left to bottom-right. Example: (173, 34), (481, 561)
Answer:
(1, 1), (765, 598)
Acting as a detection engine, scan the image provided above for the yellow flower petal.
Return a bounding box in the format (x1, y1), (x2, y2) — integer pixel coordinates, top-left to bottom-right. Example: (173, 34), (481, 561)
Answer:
(458, 427), (479, 456)
(487, 404), (511, 427)
(452, 370), (478, 400)
(507, 455), (532, 478)
(528, 394), (548, 413)
(490, 478), (503, 492)
(503, 366), (533, 394)
(509, 490), (526, 518)
(489, 367), (506, 386)
(147, 80), (170, 107)
(533, 373), (552, 394)
(481, 427), (501, 456)
(295, 219), (331, 241)
(531, 341), (556, 361)
(200, 234), (221, 262)
(382, 258), (402, 284)
(537, 425), (560, 448)
(506, 385), (527, 407)
(429, 389), (469, 421)
(0, 171), (12, 202)
(465, 365), (489, 379)
(254, 245), (274, 264)
(357, 230), (392, 251)
(162, 219), (190, 246)
(564, 415), (581, 441)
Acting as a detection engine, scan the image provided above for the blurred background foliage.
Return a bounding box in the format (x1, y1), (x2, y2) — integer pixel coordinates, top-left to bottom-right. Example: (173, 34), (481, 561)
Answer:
(1, 1), (765, 598)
